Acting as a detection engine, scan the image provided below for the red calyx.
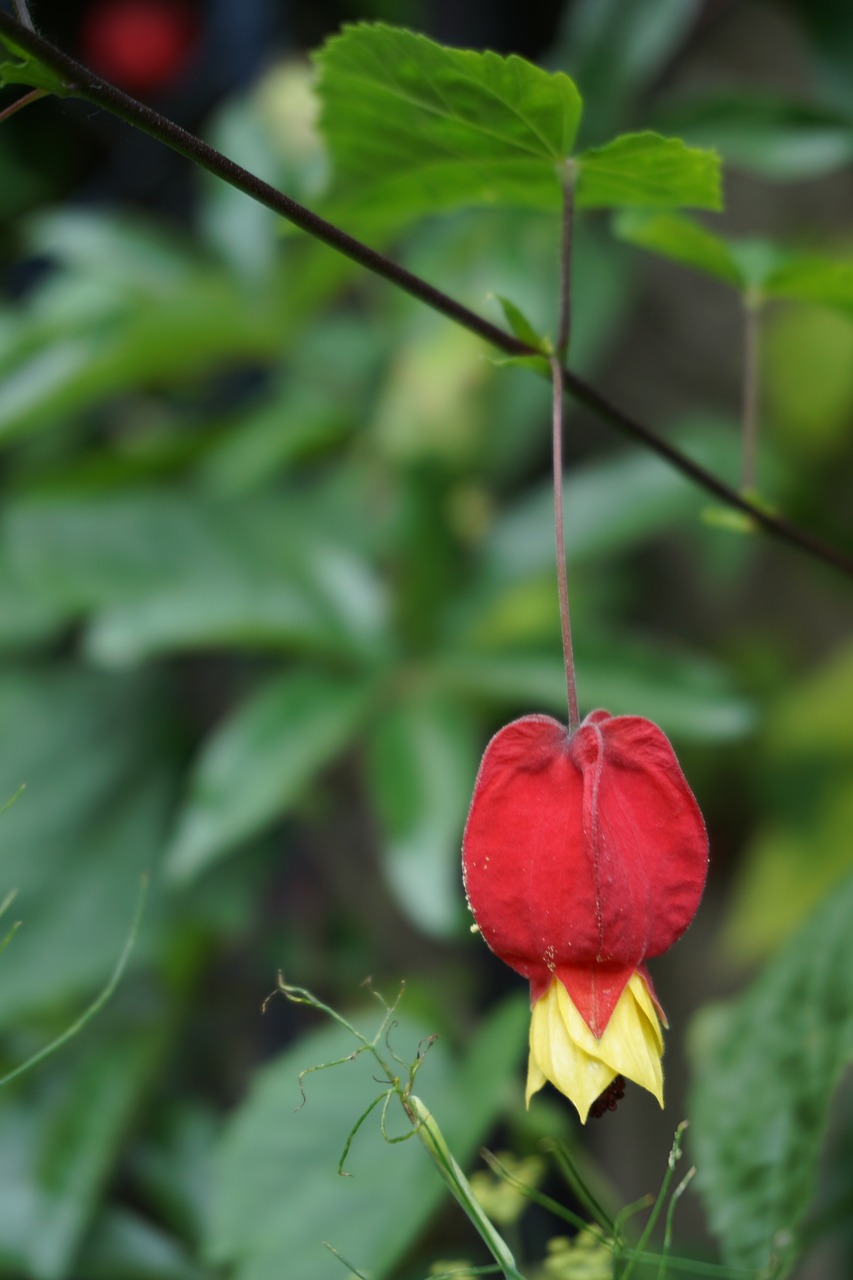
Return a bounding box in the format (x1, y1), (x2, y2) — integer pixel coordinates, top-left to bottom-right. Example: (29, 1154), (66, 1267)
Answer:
(462, 710), (708, 1037)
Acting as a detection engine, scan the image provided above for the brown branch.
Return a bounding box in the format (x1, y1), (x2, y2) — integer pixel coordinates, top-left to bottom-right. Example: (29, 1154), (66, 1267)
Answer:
(1, 10), (852, 579)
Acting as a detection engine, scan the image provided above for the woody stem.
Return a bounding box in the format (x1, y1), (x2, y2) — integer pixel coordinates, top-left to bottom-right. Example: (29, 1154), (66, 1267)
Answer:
(0, 11), (852, 576)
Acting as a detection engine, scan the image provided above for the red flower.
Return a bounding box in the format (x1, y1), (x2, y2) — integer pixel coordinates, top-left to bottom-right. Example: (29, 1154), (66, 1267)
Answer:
(463, 710), (707, 1119)
(81, 1), (197, 95)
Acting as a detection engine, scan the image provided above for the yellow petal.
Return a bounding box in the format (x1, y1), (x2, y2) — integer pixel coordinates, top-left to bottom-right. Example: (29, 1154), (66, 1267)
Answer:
(526, 972), (664, 1123)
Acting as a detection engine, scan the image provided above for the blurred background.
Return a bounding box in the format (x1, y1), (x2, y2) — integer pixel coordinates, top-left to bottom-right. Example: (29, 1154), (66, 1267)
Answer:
(0, 1), (852, 1277)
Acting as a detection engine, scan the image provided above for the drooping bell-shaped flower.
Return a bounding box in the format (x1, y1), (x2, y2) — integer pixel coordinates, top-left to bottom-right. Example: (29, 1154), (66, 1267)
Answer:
(463, 710), (707, 1123)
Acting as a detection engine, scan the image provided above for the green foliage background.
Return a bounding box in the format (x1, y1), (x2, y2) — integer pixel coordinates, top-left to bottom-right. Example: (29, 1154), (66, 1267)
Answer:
(0, 1), (852, 1278)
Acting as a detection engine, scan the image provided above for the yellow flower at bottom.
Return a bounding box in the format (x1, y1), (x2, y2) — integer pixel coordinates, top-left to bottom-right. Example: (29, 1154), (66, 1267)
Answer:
(526, 972), (664, 1123)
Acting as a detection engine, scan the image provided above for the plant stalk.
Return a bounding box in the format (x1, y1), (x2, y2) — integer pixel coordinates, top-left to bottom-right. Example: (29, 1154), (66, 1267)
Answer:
(0, 12), (852, 578)
(556, 162), (575, 360)
(552, 176), (580, 730)
(551, 354), (580, 732)
(0, 85), (44, 123)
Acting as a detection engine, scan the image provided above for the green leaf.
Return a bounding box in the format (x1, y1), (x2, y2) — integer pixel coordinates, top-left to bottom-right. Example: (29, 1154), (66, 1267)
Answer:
(0, 666), (172, 1029)
(557, 0), (702, 141)
(492, 295), (549, 350)
(207, 996), (527, 1280)
(130, 1106), (219, 1251)
(727, 239), (790, 291)
(315, 27), (720, 222)
(0, 137), (51, 218)
(654, 91), (853, 181)
(0, 553), (69, 650)
(765, 255), (853, 311)
(4, 489), (389, 665)
(721, 784), (853, 965)
(766, 640), (853, 759)
(575, 131), (722, 210)
(0, 771), (171, 1032)
(371, 323), (491, 465)
(722, 642), (853, 962)
(404, 213), (633, 418)
(0, 1025), (166, 1280)
(690, 871), (853, 1276)
(84, 560), (383, 667)
(487, 352), (551, 377)
(614, 212), (853, 303)
(432, 634), (754, 744)
(74, 1208), (210, 1280)
(0, 880), (146, 1090)
(0, 33), (68, 96)
(31, 1031), (163, 1280)
(0, 303), (277, 447)
(478, 419), (743, 581)
(577, 635), (755, 741)
(700, 504), (758, 535)
(198, 95), (290, 282)
(315, 22), (582, 217)
(613, 210), (744, 287)
(366, 691), (479, 936)
(0, 201), (372, 447)
(763, 304), (853, 460)
(3, 491), (237, 612)
(26, 209), (201, 291)
(0, 211), (295, 444)
(798, 0), (853, 116)
(165, 671), (373, 884)
(198, 317), (383, 495)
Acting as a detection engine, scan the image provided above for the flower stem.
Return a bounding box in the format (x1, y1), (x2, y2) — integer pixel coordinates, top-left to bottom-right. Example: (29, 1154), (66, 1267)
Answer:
(407, 1096), (526, 1280)
(275, 981), (526, 1280)
(622, 1121), (686, 1280)
(657, 1166), (696, 1280)
(542, 1138), (616, 1233)
(0, 87), (46, 126)
(552, 171), (580, 733)
(740, 294), (762, 493)
(551, 357), (580, 732)
(556, 163), (575, 361)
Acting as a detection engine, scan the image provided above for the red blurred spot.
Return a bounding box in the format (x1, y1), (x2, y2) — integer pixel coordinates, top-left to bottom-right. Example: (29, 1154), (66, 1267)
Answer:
(81, 0), (198, 95)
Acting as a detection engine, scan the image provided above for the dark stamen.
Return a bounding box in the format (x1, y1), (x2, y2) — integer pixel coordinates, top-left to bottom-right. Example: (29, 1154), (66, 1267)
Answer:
(589, 1075), (626, 1119)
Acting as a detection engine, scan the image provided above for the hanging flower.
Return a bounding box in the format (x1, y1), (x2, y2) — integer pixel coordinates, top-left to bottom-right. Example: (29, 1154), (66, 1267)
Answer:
(462, 709), (707, 1123)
